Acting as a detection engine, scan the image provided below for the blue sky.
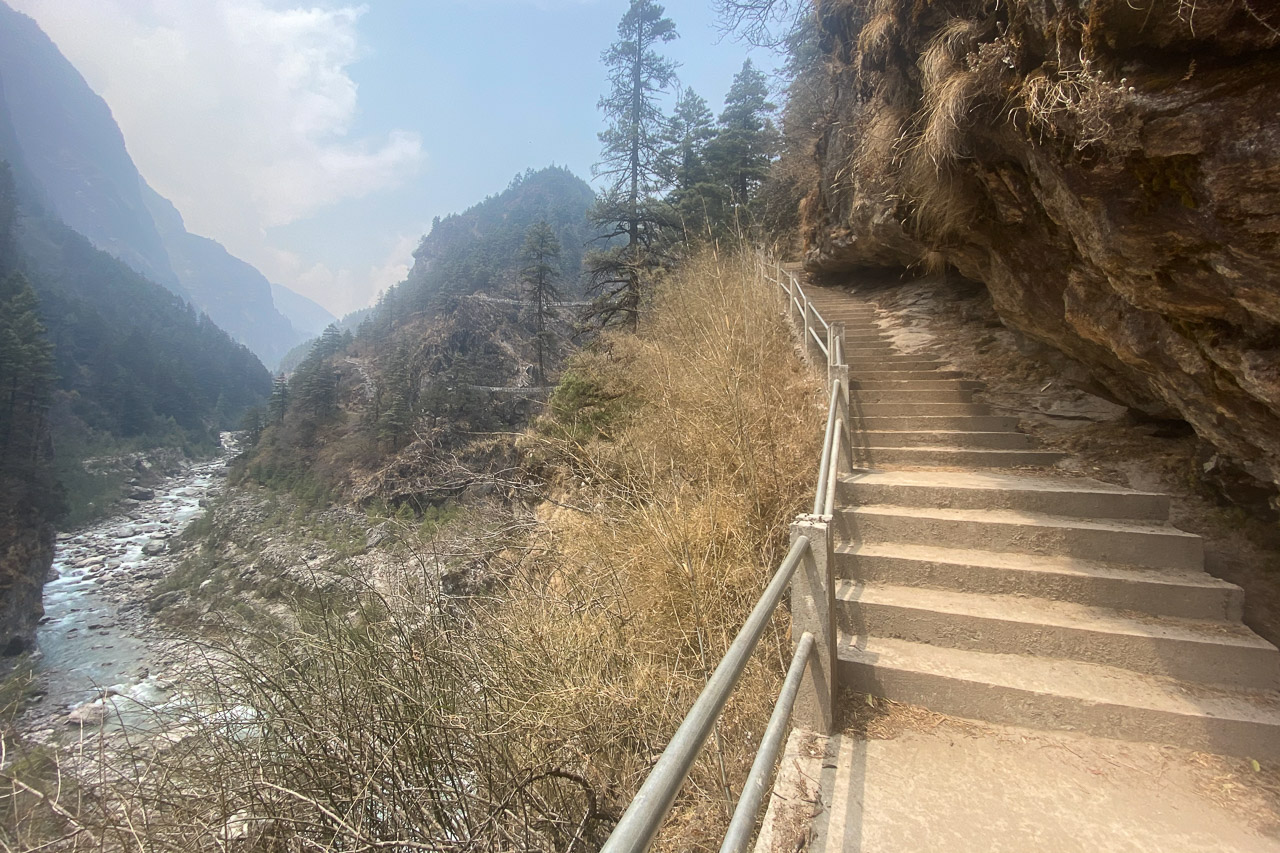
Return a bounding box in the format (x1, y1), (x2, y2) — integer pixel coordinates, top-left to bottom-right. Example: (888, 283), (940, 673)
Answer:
(11, 1), (782, 315)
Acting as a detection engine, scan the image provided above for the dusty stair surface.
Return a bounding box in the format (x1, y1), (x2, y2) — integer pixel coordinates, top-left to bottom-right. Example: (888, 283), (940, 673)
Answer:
(801, 285), (1280, 761)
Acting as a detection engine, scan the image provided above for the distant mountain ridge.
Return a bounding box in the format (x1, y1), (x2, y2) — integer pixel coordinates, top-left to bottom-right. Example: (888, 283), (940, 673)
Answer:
(0, 1), (304, 368)
(271, 282), (338, 337)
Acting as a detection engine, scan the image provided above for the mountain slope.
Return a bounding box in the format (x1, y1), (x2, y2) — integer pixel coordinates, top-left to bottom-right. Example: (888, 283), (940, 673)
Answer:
(141, 185), (303, 369)
(243, 166), (597, 503)
(272, 283), (337, 338)
(0, 1), (302, 367)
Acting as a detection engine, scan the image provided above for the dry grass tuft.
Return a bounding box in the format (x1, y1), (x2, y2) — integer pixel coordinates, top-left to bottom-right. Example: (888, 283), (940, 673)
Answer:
(1019, 60), (1131, 150)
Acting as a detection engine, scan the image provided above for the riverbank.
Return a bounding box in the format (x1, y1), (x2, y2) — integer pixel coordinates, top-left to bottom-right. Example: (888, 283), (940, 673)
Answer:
(12, 438), (237, 743)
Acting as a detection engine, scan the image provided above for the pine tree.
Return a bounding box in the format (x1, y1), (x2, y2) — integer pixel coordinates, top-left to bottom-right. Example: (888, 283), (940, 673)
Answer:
(521, 221), (562, 386)
(662, 88), (724, 240)
(706, 59), (778, 212)
(588, 0), (679, 328)
(267, 375), (289, 425)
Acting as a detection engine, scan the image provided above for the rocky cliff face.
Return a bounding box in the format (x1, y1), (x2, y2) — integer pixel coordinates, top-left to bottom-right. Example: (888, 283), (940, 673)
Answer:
(798, 0), (1280, 487)
(0, 517), (52, 657)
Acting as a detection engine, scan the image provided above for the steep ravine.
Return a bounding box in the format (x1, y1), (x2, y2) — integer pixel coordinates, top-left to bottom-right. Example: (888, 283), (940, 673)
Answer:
(799, 0), (1280, 491)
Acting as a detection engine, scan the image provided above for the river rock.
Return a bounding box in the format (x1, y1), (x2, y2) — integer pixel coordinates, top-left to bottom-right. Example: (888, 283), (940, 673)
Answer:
(142, 540), (167, 556)
(66, 699), (105, 726)
(148, 590), (188, 613)
(128, 488), (155, 501)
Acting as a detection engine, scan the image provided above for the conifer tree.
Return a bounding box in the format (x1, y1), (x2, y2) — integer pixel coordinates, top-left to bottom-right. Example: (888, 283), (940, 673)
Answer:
(267, 375), (289, 425)
(663, 88), (723, 239)
(588, 0), (679, 328)
(521, 221), (562, 386)
(706, 59), (778, 212)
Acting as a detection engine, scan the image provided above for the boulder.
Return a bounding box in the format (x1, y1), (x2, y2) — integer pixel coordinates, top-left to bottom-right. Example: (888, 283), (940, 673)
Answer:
(148, 590), (188, 613)
(142, 539), (167, 556)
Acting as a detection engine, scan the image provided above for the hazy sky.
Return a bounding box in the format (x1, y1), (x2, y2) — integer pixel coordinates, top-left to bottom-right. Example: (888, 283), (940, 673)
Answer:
(10, 1), (781, 316)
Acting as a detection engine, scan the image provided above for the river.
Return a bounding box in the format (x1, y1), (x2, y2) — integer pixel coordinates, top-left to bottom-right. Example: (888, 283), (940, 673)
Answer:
(22, 436), (237, 737)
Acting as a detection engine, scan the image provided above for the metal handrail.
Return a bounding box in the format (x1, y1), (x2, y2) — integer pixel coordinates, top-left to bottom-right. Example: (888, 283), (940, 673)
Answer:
(823, 419), (844, 517)
(718, 631), (815, 853)
(808, 326), (829, 359)
(813, 380), (842, 515)
(601, 260), (848, 853)
(599, 537), (812, 853)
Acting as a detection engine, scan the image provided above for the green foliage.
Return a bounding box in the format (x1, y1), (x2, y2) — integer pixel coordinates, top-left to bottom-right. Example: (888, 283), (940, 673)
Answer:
(663, 88), (725, 239)
(522, 221), (563, 385)
(14, 207), (271, 448)
(363, 166), (595, 327)
(0, 260), (63, 526)
(704, 59), (778, 216)
(542, 361), (632, 443)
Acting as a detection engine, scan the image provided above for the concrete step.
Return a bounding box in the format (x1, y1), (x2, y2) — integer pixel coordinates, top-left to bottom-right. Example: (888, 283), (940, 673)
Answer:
(851, 379), (984, 390)
(852, 430), (1034, 449)
(850, 446), (1065, 468)
(850, 370), (967, 380)
(837, 470), (1169, 520)
(837, 635), (1280, 760)
(854, 415), (1021, 431)
(851, 402), (994, 417)
(836, 504), (1204, 570)
(836, 583), (1280, 689)
(853, 389), (975, 404)
(845, 360), (946, 371)
(834, 541), (1243, 620)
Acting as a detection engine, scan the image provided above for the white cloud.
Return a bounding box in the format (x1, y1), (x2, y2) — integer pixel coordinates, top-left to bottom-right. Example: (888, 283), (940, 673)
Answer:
(261, 231), (418, 317)
(10, 0), (423, 241)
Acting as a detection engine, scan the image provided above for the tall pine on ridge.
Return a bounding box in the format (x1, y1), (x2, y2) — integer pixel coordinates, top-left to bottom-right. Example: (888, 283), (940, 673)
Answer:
(588, 0), (679, 328)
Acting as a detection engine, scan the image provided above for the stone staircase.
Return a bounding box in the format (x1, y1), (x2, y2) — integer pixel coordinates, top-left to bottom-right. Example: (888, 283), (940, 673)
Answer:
(803, 287), (1280, 760)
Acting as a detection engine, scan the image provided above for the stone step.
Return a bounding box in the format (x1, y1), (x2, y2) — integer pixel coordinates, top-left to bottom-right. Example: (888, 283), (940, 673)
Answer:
(836, 504), (1204, 570)
(854, 415), (1022, 431)
(852, 402), (993, 417)
(837, 470), (1169, 520)
(835, 582), (1280, 689)
(852, 430), (1034, 449)
(851, 379), (984, 390)
(834, 541), (1242, 620)
(849, 446), (1065, 468)
(853, 389), (975, 404)
(837, 635), (1280, 760)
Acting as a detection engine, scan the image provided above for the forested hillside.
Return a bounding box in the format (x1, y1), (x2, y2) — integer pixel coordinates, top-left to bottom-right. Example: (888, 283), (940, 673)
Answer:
(241, 166), (597, 505)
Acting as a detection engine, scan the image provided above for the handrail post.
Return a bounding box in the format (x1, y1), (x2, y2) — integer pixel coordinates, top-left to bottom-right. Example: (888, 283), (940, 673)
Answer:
(789, 516), (837, 734)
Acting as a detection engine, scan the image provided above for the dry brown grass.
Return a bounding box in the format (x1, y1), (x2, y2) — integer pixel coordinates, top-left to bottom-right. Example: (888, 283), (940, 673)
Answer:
(524, 246), (824, 849)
